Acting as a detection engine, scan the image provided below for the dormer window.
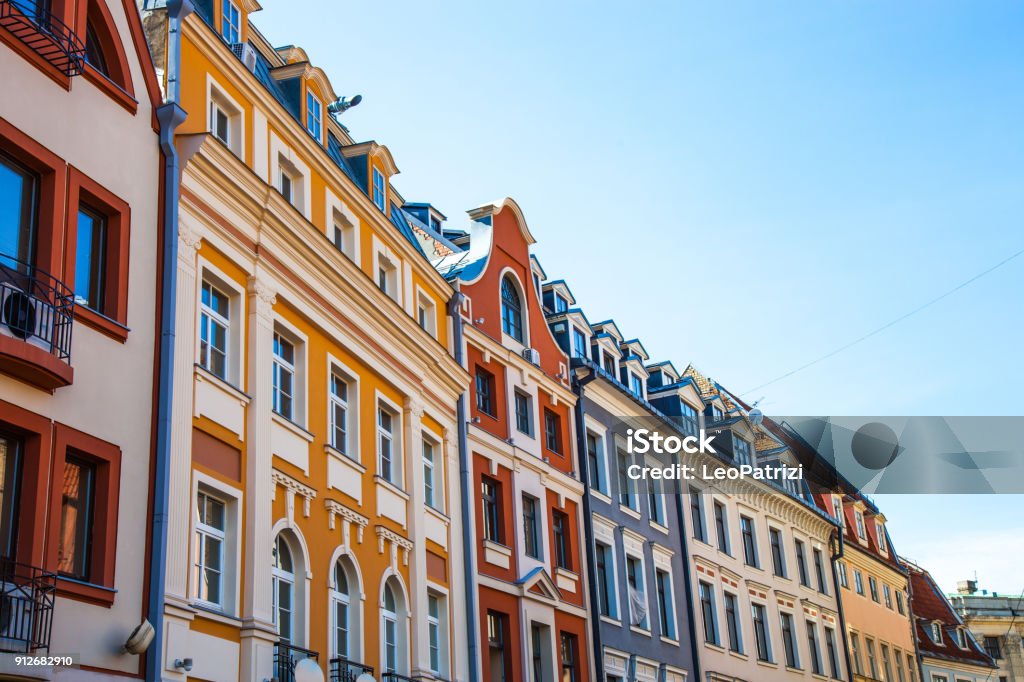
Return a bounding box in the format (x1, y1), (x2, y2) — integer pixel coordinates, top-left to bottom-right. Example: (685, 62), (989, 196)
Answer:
(554, 294), (568, 313)
(306, 92), (322, 142)
(855, 510), (866, 540)
(876, 522), (887, 552)
(500, 275), (524, 343)
(931, 622), (943, 644)
(372, 168), (386, 212)
(956, 628), (968, 648)
(630, 374), (643, 399)
(572, 328), (587, 359)
(221, 0), (241, 44)
(601, 351), (616, 376)
(832, 496), (844, 526)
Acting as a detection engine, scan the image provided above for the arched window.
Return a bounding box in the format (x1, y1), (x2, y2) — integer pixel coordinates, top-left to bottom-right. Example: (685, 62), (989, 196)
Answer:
(331, 558), (355, 658)
(272, 535), (295, 643)
(382, 582), (398, 672)
(500, 275), (524, 342)
(81, 1), (132, 91)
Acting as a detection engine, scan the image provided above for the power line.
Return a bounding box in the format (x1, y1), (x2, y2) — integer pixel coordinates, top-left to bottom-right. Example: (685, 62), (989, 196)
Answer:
(740, 245), (1024, 396)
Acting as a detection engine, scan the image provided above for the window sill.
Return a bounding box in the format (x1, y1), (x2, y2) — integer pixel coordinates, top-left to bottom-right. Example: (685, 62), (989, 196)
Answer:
(599, 615), (621, 628)
(649, 520), (669, 535)
(629, 625), (652, 637)
(272, 412), (314, 442)
(618, 504), (642, 521)
(191, 602), (242, 625)
(374, 475), (409, 500)
(195, 363), (249, 403)
(591, 490), (612, 505)
(56, 575), (117, 607)
(703, 642), (726, 653)
(660, 636), (680, 647)
(325, 443), (364, 472)
(82, 63), (138, 115)
(74, 305), (130, 343)
(728, 650), (748, 661)
(425, 504), (449, 524)
(756, 660), (778, 669)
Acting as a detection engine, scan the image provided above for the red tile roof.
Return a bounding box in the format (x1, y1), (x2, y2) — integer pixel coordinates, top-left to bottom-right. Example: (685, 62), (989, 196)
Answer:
(904, 562), (997, 669)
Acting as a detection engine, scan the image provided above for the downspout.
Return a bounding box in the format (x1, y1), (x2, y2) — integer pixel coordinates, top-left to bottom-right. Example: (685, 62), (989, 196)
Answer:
(674, 457), (702, 682)
(448, 290), (479, 682)
(147, 1), (192, 680)
(829, 525), (855, 682)
(569, 369), (600, 678)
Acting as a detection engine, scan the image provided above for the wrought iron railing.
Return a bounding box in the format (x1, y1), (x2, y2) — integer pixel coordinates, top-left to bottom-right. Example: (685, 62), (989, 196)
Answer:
(273, 641), (319, 682)
(381, 673), (417, 682)
(0, 560), (57, 654)
(0, 0), (86, 76)
(329, 656), (374, 682)
(0, 252), (74, 362)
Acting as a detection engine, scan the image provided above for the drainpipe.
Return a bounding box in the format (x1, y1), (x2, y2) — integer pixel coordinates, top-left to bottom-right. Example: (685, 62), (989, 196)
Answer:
(147, 1), (192, 680)
(674, 456), (702, 682)
(448, 290), (479, 682)
(829, 525), (856, 682)
(569, 368), (600, 677)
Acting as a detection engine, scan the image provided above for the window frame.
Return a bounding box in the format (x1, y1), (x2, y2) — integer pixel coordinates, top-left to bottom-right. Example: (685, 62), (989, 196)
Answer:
(306, 90), (323, 143)
(500, 274), (525, 343)
(522, 493), (541, 559)
(193, 489), (227, 609)
(513, 390), (533, 436)
(372, 167), (387, 212)
(199, 279), (231, 380)
(221, 0), (241, 43)
(375, 397), (402, 487)
(481, 476), (503, 544)
(699, 579), (719, 645)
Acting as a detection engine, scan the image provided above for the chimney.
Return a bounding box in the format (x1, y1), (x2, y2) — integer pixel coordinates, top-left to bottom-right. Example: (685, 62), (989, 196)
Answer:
(957, 580), (978, 595)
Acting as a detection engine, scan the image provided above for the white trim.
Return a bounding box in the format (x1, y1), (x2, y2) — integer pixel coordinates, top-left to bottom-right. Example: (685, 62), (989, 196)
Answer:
(189, 472), (243, 616)
(325, 353), (360, 461)
(196, 257), (247, 388)
(375, 390), (404, 488)
(206, 72), (245, 159)
(269, 132), (312, 220)
(325, 189), (361, 265)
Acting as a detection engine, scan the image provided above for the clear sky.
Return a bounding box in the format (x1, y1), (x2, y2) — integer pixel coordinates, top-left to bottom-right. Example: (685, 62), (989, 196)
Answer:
(255, 1), (1024, 592)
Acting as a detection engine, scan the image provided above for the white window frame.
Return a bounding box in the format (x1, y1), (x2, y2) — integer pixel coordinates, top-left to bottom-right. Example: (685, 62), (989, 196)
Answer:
(427, 592), (441, 675)
(376, 393), (403, 487)
(306, 90), (323, 143)
(206, 74), (244, 158)
(584, 421), (610, 498)
(220, 0), (240, 43)
(190, 474), (242, 616)
(855, 510), (867, 540)
(876, 522), (888, 553)
(372, 236), (402, 304)
(196, 260), (246, 387)
(199, 279), (231, 380)
(271, 316), (308, 426)
(655, 565), (678, 641)
(416, 287), (437, 337)
(269, 133), (311, 219)
(327, 360), (358, 459)
(326, 190), (360, 264)
(372, 166), (387, 211)
(422, 429), (443, 511)
(330, 560), (352, 659)
(272, 534), (296, 643)
(592, 522), (620, 622)
(625, 551), (649, 631)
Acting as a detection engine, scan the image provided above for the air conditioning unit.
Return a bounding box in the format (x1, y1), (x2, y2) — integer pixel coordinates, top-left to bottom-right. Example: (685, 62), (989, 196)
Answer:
(231, 42), (258, 73)
(522, 348), (540, 365)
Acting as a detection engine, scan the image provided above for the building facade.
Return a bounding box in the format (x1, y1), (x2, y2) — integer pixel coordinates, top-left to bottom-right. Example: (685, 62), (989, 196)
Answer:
(544, 283), (698, 682)
(677, 367), (849, 682)
(906, 563), (997, 682)
(432, 199), (592, 682)
(950, 582), (1024, 682)
(140, 2), (468, 680)
(0, 0), (163, 678)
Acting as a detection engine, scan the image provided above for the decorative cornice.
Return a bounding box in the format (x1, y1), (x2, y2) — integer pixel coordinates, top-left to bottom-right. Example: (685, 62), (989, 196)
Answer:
(272, 469), (315, 516)
(325, 499), (368, 544)
(375, 525), (413, 567)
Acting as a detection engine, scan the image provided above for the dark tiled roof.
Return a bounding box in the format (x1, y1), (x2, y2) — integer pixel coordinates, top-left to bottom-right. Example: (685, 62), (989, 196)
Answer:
(905, 563), (997, 669)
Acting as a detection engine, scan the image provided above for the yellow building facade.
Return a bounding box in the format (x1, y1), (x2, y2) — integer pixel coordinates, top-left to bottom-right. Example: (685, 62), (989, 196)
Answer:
(142, 2), (468, 680)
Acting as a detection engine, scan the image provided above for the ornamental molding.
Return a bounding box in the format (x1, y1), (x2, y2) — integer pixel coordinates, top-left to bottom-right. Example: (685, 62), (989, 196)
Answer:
(324, 499), (368, 546)
(375, 525), (413, 568)
(272, 469), (316, 517)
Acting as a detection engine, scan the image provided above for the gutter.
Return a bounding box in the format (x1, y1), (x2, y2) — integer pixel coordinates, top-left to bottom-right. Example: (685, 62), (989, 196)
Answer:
(829, 526), (855, 682)
(146, 1), (192, 680)
(674, 460), (703, 682)
(569, 368), (601, 678)
(448, 290), (480, 682)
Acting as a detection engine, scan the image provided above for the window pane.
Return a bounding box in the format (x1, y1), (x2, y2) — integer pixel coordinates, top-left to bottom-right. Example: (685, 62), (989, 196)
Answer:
(58, 456), (95, 579)
(0, 153), (39, 268)
(74, 208), (107, 311)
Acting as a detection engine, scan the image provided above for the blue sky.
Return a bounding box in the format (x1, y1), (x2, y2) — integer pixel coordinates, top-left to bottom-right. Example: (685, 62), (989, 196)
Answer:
(255, 1), (1024, 592)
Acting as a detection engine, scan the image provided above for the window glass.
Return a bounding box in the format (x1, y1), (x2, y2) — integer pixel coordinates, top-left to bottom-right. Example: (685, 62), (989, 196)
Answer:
(74, 207), (107, 311)
(0, 154), (38, 269)
(500, 276), (524, 342)
(58, 455), (95, 580)
(221, 0), (240, 43)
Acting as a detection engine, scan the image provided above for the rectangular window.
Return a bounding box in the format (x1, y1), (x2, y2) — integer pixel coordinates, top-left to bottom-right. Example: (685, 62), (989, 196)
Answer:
(741, 515), (758, 567)
(586, 433), (604, 493)
(280, 169), (293, 203)
(199, 280), (230, 379)
(514, 391), (532, 435)
(595, 542), (617, 618)
(377, 405), (396, 484)
(825, 626), (840, 679)
(983, 636), (1002, 660)
(487, 611), (509, 682)
(0, 152), (39, 268)
(306, 91), (322, 141)
(272, 332), (294, 419)
(481, 477), (501, 543)
(838, 560), (849, 588)
(522, 494), (540, 559)
(328, 370), (349, 455)
(656, 569), (676, 640)
(896, 589), (906, 615)
(795, 539), (809, 586)
(781, 612), (800, 669)
(475, 367), (494, 416)
(869, 576), (880, 602)
(855, 510), (866, 539)
(679, 402), (699, 437)
(906, 654), (916, 682)
(210, 98), (232, 148)
(552, 510), (570, 570)
(57, 455), (95, 579)
(734, 437), (752, 465)
(850, 633), (863, 676)
(807, 620), (823, 675)
(700, 580), (719, 645)
(753, 603), (772, 662)
(877, 522), (887, 552)
(882, 643), (894, 682)
(866, 637), (878, 678)
(884, 583), (893, 609)
(630, 373), (643, 398)
(194, 491), (225, 606)
(427, 594), (441, 674)
(895, 648), (906, 682)
(690, 488), (706, 542)
(423, 440), (437, 509)
(572, 328), (587, 358)
(560, 632), (578, 682)
(814, 548), (828, 594)
(617, 450), (636, 510)
(543, 409), (561, 454)
(372, 167), (386, 211)
(854, 569), (864, 595)
(626, 556), (648, 629)
(554, 294), (568, 313)
(714, 501), (730, 554)
(221, 0), (240, 43)
(770, 528), (786, 578)
(724, 592), (742, 653)
(647, 476), (664, 526)
(74, 206), (107, 311)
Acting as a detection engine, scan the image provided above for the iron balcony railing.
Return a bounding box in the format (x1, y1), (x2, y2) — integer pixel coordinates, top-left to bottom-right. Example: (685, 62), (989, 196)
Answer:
(0, 0), (85, 76)
(381, 673), (417, 682)
(273, 641), (319, 682)
(0, 252), (74, 362)
(0, 560), (57, 654)
(329, 656), (374, 682)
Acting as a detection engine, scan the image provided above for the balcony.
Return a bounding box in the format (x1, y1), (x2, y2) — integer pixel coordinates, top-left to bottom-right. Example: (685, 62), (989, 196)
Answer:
(329, 656), (374, 682)
(0, 0), (85, 77)
(274, 642), (319, 682)
(381, 674), (416, 682)
(0, 561), (57, 654)
(0, 253), (74, 390)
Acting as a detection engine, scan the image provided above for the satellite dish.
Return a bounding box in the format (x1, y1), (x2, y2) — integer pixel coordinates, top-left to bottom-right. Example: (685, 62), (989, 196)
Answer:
(293, 658), (325, 682)
(749, 408), (764, 426)
(123, 619), (155, 655)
